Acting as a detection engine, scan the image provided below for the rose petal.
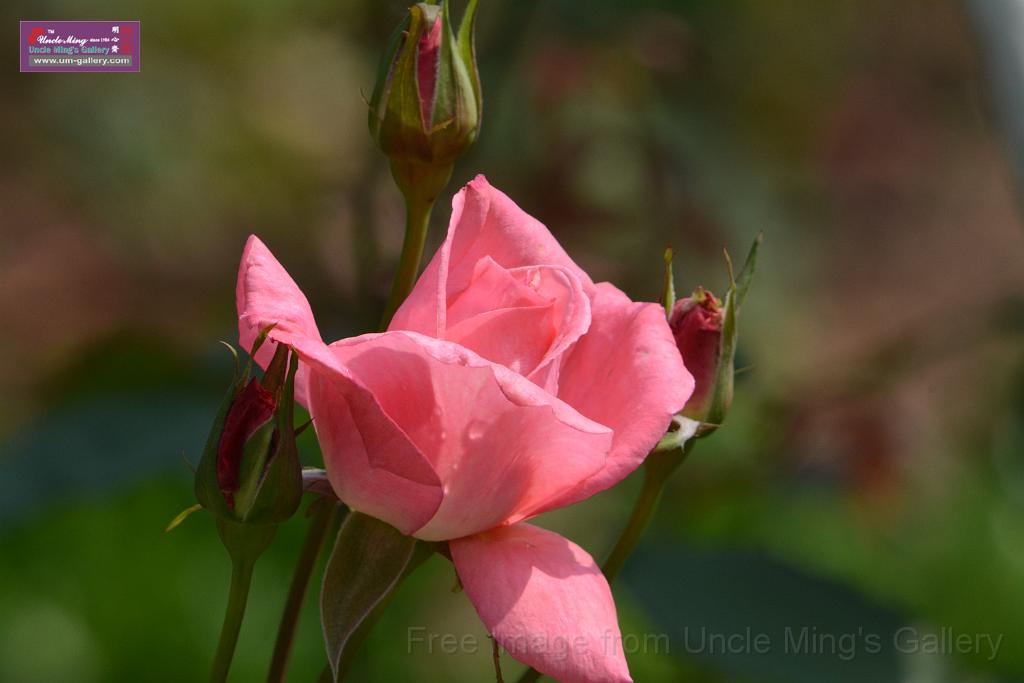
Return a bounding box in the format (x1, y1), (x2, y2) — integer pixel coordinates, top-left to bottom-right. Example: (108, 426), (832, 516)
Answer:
(451, 524), (633, 683)
(236, 236), (444, 534)
(446, 256), (551, 326)
(389, 175), (595, 338)
(305, 343), (445, 536)
(525, 282), (693, 516)
(445, 304), (556, 377)
(444, 256), (557, 375)
(325, 331), (613, 540)
(443, 257), (592, 389)
(509, 264), (591, 393)
(236, 235), (322, 406)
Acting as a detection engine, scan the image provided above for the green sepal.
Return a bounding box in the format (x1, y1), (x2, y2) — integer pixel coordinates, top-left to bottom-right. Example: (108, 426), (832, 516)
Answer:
(702, 234), (762, 434)
(432, 0), (479, 146)
(662, 247), (676, 319)
(194, 362), (248, 521)
(367, 11), (410, 142)
(457, 0), (482, 122)
(320, 512), (430, 681)
(229, 418), (276, 519)
(401, 4), (434, 134)
(735, 231), (763, 311)
(377, 4), (433, 159)
(194, 334), (302, 526)
(242, 350), (303, 524)
(370, 2), (481, 168)
(164, 503), (203, 533)
(431, 0), (457, 132)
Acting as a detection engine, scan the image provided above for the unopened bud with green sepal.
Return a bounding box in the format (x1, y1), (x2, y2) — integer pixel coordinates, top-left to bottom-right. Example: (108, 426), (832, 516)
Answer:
(194, 333), (303, 526)
(667, 233), (762, 439)
(368, 0), (481, 201)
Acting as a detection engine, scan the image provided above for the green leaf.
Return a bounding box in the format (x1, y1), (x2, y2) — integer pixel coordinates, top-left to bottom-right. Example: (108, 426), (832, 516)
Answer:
(320, 512), (425, 681)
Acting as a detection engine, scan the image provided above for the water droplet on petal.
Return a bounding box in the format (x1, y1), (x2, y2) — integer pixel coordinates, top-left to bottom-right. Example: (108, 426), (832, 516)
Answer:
(467, 420), (486, 441)
(526, 268), (542, 290)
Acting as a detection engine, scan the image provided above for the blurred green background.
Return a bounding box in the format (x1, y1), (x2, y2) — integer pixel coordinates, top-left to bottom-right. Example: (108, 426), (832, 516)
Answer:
(4, 0), (1024, 681)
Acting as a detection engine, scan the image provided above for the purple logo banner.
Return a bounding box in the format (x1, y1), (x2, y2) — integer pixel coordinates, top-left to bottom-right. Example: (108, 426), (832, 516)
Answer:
(20, 21), (140, 73)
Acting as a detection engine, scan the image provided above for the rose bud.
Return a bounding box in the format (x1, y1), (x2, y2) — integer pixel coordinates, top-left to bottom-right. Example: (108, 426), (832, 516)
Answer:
(368, 0), (481, 198)
(669, 287), (732, 432)
(667, 234), (761, 442)
(194, 337), (303, 526)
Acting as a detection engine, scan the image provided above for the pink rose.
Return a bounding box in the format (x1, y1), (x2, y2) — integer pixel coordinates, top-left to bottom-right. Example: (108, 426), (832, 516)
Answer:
(237, 176), (692, 683)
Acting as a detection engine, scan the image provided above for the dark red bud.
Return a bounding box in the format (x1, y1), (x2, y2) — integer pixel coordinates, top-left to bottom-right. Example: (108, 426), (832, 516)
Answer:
(669, 288), (724, 421)
(217, 379), (277, 507)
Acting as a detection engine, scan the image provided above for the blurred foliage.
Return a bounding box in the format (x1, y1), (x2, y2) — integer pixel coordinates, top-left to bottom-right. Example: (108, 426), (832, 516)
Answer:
(3, 0), (1024, 681)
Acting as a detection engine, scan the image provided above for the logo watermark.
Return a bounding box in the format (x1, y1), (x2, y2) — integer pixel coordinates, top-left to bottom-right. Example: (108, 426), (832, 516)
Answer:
(20, 21), (140, 73)
(407, 627), (669, 660)
(406, 625), (1004, 662)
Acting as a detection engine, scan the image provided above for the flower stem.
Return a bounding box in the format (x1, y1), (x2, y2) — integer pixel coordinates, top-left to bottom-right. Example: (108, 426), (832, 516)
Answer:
(603, 441), (693, 581)
(601, 470), (664, 582)
(210, 558), (255, 683)
(266, 500), (339, 683)
(379, 196), (432, 329)
(379, 159), (452, 330)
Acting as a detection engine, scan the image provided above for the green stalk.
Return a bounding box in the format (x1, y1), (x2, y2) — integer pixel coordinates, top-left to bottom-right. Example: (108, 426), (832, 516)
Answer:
(600, 468), (666, 582)
(378, 159), (453, 329)
(210, 559), (255, 683)
(379, 195), (434, 328)
(602, 443), (689, 581)
(604, 440), (693, 580)
(266, 501), (339, 683)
